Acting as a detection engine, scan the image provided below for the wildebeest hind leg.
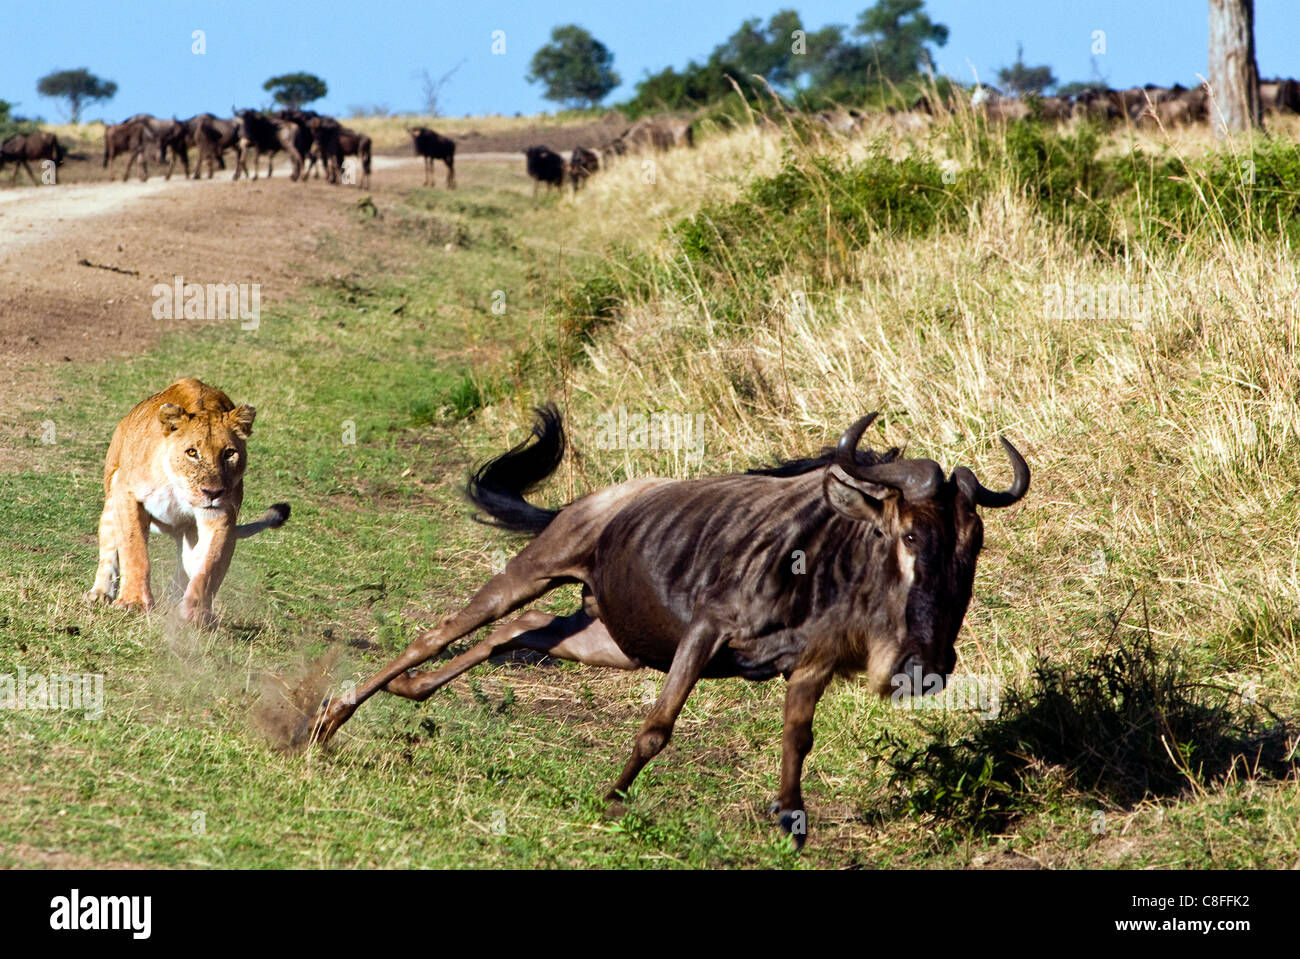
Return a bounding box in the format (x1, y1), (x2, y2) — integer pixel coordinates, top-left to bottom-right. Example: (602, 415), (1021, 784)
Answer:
(306, 534), (599, 744)
(385, 609), (639, 701)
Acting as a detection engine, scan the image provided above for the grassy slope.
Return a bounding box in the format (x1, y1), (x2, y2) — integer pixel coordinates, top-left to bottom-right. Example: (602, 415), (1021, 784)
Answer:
(2, 112), (1298, 868)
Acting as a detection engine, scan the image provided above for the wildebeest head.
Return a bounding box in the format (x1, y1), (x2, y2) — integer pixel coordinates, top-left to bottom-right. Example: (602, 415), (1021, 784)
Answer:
(814, 413), (1028, 697)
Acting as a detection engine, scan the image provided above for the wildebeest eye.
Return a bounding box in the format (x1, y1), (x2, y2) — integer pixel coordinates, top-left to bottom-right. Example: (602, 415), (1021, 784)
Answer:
(222, 448), (237, 459)
(873, 528), (884, 538)
(904, 532), (918, 546)
(185, 447), (198, 458)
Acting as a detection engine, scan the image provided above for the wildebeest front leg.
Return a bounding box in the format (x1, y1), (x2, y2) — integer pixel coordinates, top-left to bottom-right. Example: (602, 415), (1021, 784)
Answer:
(772, 663), (833, 849)
(605, 621), (721, 803)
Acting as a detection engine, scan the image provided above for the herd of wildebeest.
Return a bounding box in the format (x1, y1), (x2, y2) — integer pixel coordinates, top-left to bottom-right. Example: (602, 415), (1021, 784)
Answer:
(2, 78), (1297, 191)
(0, 107), (695, 193)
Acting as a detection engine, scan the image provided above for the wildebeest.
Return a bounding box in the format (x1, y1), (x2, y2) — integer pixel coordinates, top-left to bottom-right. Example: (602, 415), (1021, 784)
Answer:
(408, 126), (455, 188)
(0, 131), (65, 185)
(567, 146), (600, 192)
(335, 125), (371, 188)
(1129, 84), (1209, 127)
(616, 117), (694, 153)
(182, 113), (239, 179)
(523, 145), (564, 194)
(1259, 77), (1300, 115)
(304, 407), (1029, 846)
(232, 108), (304, 181)
(1071, 86), (1123, 122)
(1035, 96), (1073, 124)
(816, 109), (866, 134)
(298, 113), (343, 184)
(103, 117), (156, 181)
(977, 93), (1029, 124)
(115, 114), (191, 179)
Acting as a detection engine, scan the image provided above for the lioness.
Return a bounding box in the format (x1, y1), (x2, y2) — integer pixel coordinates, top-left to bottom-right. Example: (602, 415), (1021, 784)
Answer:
(88, 378), (289, 626)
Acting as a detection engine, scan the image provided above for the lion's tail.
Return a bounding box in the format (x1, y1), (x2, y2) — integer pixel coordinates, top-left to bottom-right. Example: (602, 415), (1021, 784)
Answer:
(236, 502), (290, 540)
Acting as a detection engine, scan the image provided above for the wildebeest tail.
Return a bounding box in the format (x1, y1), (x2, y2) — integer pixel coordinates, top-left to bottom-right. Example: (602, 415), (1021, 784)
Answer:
(466, 404), (566, 534)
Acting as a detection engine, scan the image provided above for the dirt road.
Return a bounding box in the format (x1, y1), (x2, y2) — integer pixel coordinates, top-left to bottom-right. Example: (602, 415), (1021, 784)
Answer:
(0, 155), (522, 381)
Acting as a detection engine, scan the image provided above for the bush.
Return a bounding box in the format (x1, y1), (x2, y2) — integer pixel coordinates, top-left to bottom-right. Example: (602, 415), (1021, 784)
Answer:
(878, 630), (1296, 832)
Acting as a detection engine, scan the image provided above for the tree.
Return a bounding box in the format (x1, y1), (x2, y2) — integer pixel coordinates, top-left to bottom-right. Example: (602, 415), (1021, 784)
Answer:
(418, 60), (466, 117)
(997, 44), (1057, 96)
(713, 10), (806, 89)
(263, 72), (328, 110)
(527, 25), (621, 108)
(853, 0), (949, 82)
(36, 68), (116, 123)
(1208, 0), (1259, 135)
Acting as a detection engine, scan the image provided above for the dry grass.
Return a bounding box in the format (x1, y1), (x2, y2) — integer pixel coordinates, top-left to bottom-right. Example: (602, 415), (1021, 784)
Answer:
(476, 107), (1300, 736)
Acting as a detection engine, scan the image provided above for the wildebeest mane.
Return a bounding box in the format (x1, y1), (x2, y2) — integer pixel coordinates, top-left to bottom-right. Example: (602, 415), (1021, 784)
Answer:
(746, 445), (902, 478)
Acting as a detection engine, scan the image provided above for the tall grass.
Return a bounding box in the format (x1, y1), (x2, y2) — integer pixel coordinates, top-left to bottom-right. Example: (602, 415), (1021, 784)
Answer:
(474, 103), (1300, 745)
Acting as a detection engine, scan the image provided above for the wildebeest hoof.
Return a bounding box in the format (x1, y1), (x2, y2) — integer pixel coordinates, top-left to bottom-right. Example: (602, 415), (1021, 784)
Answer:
(770, 804), (809, 850)
(305, 696), (352, 747)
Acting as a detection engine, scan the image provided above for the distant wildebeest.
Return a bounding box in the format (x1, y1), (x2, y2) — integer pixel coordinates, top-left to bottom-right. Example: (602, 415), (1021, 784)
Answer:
(1036, 96), (1072, 124)
(977, 93), (1029, 123)
(815, 109), (865, 134)
(182, 114), (239, 179)
(273, 110), (317, 182)
(117, 114), (190, 179)
(271, 109), (339, 184)
(300, 113), (344, 184)
(334, 125), (371, 188)
(596, 134), (628, 166)
(0, 131), (65, 185)
(232, 108), (304, 181)
(618, 117), (694, 153)
(523, 145), (565, 194)
(567, 146), (600, 192)
(408, 126), (455, 188)
(304, 407), (1030, 847)
(103, 117), (156, 181)
(1259, 77), (1300, 115)
(1071, 87), (1123, 122)
(1127, 84), (1209, 128)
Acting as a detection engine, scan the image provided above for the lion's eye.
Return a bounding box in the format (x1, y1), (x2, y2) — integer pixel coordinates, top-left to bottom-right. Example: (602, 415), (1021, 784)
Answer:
(185, 448), (198, 458)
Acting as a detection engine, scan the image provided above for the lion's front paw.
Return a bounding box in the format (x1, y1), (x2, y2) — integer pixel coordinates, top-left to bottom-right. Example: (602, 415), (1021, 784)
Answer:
(110, 594), (153, 613)
(85, 586), (114, 605)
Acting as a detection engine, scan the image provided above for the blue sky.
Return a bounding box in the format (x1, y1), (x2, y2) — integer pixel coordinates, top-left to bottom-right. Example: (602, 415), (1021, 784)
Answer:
(4, 1), (1297, 121)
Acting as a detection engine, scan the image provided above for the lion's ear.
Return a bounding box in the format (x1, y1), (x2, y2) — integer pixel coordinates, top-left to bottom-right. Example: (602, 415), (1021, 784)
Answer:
(228, 404), (256, 439)
(158, 403), (188, 433)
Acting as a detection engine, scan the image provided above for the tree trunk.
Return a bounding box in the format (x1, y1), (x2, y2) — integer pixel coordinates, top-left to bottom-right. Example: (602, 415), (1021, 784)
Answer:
(1208, 0), (1260, 135)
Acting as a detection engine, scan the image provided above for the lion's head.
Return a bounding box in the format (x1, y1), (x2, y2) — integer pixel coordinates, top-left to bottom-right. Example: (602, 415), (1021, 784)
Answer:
(158, 402), (256, 510)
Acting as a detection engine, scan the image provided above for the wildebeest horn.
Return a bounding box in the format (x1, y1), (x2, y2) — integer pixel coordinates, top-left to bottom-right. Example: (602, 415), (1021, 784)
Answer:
(952, 437), (1030, 508)
(835, 412), (943, 500)
(834, 412), (878, 471)
(858, 458), (944, 500)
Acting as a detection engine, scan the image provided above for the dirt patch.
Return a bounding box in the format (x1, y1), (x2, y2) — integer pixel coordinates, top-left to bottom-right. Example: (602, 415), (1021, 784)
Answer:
(0, 176), (354, 372)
